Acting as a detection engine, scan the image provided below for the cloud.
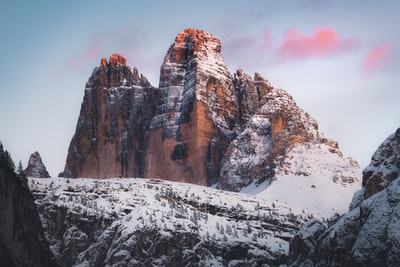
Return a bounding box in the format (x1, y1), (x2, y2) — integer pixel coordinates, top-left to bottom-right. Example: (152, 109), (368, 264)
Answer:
(68, 35), (104, 73)
(278, 27), (358, 60)
(263, 30), (271, 47)
(66, 27), (151, 74)
(361, 43), (390, 73)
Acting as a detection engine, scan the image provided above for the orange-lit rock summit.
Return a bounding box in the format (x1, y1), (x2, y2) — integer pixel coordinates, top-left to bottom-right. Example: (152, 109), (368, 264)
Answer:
(63, 53), (155, 178)
(63, 29), (360, 192)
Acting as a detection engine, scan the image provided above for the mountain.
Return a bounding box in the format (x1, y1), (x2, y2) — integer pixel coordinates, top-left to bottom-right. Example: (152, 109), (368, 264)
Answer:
(288, 127), (400, 266)
(24, 151), (51, 178)
(28, 176), (324, 266)
(0, 143), (57, 267)
(63, 53), (155, 178)
(63, 28), (360, 198)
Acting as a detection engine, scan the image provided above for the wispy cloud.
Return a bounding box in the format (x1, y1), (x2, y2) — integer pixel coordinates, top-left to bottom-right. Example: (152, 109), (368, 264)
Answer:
(277, 27), (358, 60)
(68, 35), (103, 73)
(361, 42), (390, 73)
(263, 29), (271, 47)
(66, 27), (151, 74)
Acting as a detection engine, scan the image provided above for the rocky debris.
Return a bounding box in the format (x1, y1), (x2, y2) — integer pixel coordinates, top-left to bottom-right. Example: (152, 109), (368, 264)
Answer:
(287, 127), (400, 266)
(23, 151), (51, 178)
(0, 143), (57, 267)
(63, 54), (156, 178)
(63, 29), (360, 193)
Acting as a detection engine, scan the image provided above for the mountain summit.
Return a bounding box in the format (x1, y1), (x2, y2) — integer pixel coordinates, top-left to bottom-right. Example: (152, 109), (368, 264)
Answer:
(63, 29), (360, 197)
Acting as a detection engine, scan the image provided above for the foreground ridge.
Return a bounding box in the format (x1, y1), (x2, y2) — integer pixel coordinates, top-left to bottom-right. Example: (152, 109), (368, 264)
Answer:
(29, 177), (324, 266)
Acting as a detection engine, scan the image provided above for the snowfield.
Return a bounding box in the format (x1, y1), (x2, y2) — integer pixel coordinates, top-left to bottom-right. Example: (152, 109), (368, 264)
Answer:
(29, 177), (331, 266)
(242, 142), (362, 215)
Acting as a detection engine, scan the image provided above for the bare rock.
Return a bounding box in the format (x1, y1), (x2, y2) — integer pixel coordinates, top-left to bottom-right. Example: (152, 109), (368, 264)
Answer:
(24, 151), (51, 178)
(63, 54), (156, 178)
(145, 28), (239, 186)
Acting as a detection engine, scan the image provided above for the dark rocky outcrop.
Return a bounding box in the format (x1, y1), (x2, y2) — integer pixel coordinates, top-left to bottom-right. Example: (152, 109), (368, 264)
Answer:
(24, 151), (51, 178)
(288, 127), (400, 266)
(0, 143), (57, 267)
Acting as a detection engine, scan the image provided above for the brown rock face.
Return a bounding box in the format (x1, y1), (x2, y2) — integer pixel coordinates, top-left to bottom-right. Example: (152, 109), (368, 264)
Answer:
(63, 54), (156, 178)
(145, 28), (239, 185)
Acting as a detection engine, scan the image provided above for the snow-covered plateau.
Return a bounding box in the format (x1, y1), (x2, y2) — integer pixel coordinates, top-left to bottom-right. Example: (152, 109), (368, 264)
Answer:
(28, 136), (362, 266)
(29, 176), (334, 266)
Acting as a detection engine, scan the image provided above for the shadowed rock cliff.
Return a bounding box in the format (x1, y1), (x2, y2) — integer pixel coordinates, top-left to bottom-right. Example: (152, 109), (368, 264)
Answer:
(0, 143), (57, 267)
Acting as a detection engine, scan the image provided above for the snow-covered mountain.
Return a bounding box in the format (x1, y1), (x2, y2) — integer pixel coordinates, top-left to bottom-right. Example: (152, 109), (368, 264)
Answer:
(25, 28), (365, 266)
(29, 177), (326, 266)
(288, 127), (400, 266)
(62, 28), (361, 198)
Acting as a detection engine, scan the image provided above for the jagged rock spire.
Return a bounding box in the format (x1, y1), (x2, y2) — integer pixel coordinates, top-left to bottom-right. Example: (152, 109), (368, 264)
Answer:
(23, 151), (50, 178)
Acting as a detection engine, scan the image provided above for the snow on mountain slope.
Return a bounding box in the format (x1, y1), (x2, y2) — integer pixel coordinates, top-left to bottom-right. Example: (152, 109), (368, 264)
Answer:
(242, 143), (362, 214)
(287, 127), (400, 266)
(28, 177), (325, 266)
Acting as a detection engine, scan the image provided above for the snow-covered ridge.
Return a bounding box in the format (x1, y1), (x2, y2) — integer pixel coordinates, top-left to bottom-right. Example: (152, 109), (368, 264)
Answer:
(250, 143), (361, 214)
(28, 177), (326, 266)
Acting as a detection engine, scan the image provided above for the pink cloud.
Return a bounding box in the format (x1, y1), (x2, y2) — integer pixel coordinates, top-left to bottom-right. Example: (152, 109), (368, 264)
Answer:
(278, 27), (357, 59)
(362, 43), (390, 73)
(264, 30), (271, 47)
(68, 36), (103, 73)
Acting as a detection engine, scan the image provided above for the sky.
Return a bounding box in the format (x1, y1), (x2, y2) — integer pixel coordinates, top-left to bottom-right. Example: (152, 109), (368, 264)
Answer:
(0, 0), (399, 176)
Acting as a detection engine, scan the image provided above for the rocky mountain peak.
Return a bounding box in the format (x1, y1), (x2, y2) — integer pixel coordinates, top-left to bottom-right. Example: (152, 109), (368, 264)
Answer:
(63, 55), (156, 178)
(167, 28), (222, 64)
(64, 29), (360, 194)
(24, 151), (50, 178)
(90, 53), (150, 89)
(101, 53), (127, 67)
(108, 53), (127, 65)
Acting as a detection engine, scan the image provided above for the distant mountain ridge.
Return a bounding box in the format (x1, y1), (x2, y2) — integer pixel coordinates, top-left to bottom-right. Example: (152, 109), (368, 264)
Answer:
(63, 28), (360, 195)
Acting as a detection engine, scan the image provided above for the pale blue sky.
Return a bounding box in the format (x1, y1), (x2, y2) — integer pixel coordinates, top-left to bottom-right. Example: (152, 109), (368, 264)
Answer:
(0, 0), (399, 176)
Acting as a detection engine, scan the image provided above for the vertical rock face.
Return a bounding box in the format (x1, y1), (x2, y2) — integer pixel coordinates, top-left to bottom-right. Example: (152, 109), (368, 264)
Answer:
(63, 54), (156, 178)
(145, 28), (239, 185)
(24, 151), (50, 178)
(0, 144), (57, 267)
(288, 127), (400, 266)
